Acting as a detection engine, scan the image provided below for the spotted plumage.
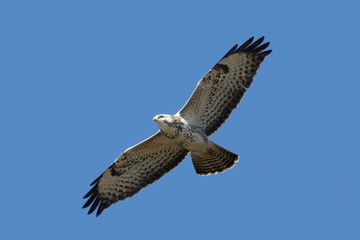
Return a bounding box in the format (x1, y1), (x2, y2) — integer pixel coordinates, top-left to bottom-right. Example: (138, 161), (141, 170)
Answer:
(83, 36), (272, 216)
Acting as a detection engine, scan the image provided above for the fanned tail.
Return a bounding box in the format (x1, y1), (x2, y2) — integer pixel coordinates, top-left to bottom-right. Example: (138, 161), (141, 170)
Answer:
(190, 141), (239, 175)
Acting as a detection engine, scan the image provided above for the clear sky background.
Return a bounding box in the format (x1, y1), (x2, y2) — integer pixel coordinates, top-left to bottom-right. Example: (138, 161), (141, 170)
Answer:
(1, 0), (359, 239)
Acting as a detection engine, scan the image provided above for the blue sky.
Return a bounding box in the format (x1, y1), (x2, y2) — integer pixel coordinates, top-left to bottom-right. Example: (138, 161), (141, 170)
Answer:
(1, 0), (359, 239)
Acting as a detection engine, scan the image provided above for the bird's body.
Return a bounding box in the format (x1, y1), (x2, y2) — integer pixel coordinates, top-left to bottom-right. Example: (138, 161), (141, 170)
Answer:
(153, 114), (236, 172)
(154, 114), (208, 152)
(83, 36), (272, 216)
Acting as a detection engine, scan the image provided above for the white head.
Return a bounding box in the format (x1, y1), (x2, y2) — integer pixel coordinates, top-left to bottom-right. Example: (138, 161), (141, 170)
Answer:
(153, 114), (173, 131)
(153, 114), (185, 139)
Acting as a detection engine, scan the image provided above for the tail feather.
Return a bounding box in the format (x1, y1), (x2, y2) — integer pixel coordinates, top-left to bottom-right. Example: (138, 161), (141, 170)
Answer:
(191, 141), (239, 175)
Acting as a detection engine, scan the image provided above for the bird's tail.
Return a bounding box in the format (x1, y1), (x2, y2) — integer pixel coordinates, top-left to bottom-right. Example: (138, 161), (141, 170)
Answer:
(190, 141), (239, 175)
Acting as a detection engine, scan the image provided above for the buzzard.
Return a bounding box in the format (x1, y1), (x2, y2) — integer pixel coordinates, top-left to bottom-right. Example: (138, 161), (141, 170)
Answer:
(83, 36), (272, 216)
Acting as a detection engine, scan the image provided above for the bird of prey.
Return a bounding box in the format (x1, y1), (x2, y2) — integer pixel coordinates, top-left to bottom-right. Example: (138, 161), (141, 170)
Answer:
(83, 36), (272, 216)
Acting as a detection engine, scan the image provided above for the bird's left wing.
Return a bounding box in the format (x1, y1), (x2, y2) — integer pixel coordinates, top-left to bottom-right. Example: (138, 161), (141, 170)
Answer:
(82, 131), (188, 216)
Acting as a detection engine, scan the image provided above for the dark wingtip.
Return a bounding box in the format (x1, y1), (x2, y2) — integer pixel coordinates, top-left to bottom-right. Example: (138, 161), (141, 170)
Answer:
(88, 197), (100, 215)
(83, 183), (98, 199)
(96, 203), (107, 217)
(237, 36), (254, 52)
(221, 44), (238, 59)
(90, 175), (102, 186)
(220, 36), (272, 61)
(83, 192), (109, 217)
(83, 174), (105, 216)
(245, 37), (265, 52)
(261, 49), (272, 57)
(228, 36), (272, 56)
(82, 183), (100, 210)
(253, 41), (269, 53)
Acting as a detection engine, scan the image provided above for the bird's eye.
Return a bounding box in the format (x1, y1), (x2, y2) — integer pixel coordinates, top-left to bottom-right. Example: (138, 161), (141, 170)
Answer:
(158, 116), (164, 119)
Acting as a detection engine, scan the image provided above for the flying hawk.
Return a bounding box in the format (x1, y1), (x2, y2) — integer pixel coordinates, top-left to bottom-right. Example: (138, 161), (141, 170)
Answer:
(83, 36), (272, 216)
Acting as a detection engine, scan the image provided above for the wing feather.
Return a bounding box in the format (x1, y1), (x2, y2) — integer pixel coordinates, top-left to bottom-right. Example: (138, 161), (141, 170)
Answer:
(178, 37), (271, 135)
(83, 131), (188, 216)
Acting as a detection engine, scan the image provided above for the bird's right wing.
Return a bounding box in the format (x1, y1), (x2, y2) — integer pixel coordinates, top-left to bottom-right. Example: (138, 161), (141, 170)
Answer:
(82, 131), (189, 216)
(178, 37), (271, 136)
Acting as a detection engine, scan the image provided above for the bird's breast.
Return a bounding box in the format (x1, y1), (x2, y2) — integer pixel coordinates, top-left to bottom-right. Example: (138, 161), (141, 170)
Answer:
(178, 125), (209, 152)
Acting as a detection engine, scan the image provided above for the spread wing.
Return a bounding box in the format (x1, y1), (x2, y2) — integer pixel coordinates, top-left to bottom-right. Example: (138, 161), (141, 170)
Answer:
(82, 131), (189, 216)
(178, 36), (271, 136)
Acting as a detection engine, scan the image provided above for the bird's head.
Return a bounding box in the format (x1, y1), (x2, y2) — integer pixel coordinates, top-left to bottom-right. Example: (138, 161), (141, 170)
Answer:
(153, 114), (172, 128)
(153, 114), (184, 139)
